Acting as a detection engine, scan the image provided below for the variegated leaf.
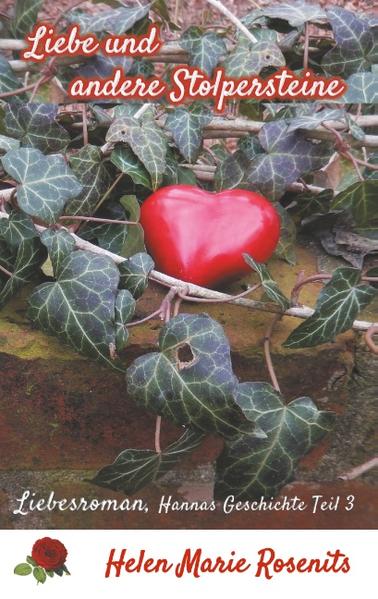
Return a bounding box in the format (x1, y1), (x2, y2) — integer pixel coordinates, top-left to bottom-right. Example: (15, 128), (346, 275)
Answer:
(180, 27), (226, 75)
(119, 252), (154, 299)
(66, 145), (112, 216)
(165, 104), (212, 163)
(244, 254), (290, 310)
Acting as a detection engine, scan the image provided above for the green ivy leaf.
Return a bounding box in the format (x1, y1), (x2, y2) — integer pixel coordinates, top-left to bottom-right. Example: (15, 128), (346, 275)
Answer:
(5, 102), (70, 153)
(110, 144), (152, 189)
(40, 229), (76, 278)
(33, 566), (46, 584)
(119, 195), (145, 257)
(115, 289), (135, 351)
(28, 250), (136, 369)
(106, 113), (167, 190)
(0, 212), (45, 310)
(331, 180), (378, 227)
(91, 427), (205, 494)
(66, 145), (112, 216)
(166, 104), (212, 163)
(12, 0), (43, 36)
(322, 8), (375, 77)
(180, 27), (226, 75)
(284, 267), (377, 348)
(214, 151), (249, 191)
(247, 1), (326, 27)
(286, 108), (345, 133)
(245, 121), (331, 201)
(0, 55), (24, 97)
(339, 72), (378, 103)
(68, 3), (151, 34)
(79, 201), (130, 255)
(1, 148), (83, 225)
(127, 313), (257, 438)
(224, 39), (285, 78)
(14, 563), (32, 576)
(274, 204), (297, 265)
(215, 382), (335, 500)
(244, 254), (290, 310)
(0, 133), (20, 153)
(119, 252), (154, 299)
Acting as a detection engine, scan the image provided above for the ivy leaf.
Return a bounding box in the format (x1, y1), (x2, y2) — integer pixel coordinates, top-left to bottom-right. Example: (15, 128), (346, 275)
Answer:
(12, 0), (43, 36)
(286, 108), (345, 133)
(4, 102), (70, 154)
(284, 267), (376, 349)
(115, 289), (135, 351)
(180, 27), (226, 75)
(1, 148), (82, 225)
(274, 204), (297, 265)
(33, 567), (46, 584)
(340, 72), (378, 104)
(40, 229), (75, 278)
(76, 54), (133, 79)
(91, 428), (205, 494)
(0, 133), (20, 153)
(249, 1), (326, 26)
(28, 250), (136, 370)
(0, 212), (45, 309)
(245, 121), (331, 201)
(119, 252), (154, 299)
(166, 104), (212, 163)
(244, 254), (290, 310)
(14, 563), (32, 576)
(331, 180), (378, 227)
(66, 145), (112, 216)
(119, 195), (145, 257)
(68, 3), (151, 34)
(322, 8), (375, 77)
(127, 313), (257, 438)
(79, 201), (130, 255)
(106, 113), (167, 190)
(215, 382), (334, 501)
(224, 39), (285, 78)
(214, 151), (249, 191)
(110, 144), (152, 189)
(0, 55), (24, 97)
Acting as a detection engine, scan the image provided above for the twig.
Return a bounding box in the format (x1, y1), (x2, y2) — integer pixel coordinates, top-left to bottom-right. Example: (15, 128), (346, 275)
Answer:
(303, 23), (310, 70)
(263, 314), (282, 393)
(204, 0), (258, 43)
(81, 104), (89, 146)
(338, 457), (378, 480)
(93, 172), (124, 214)
(365, 325), (378, 355)
(0, 73), (53, 99)
(0, 263), (12, 277)
(155, 416), (162, 454)
(178, 282), (262, 303)
(59, 216), (138, 226)
(0, 209), (376, 333)
(126, 308), (163, 328)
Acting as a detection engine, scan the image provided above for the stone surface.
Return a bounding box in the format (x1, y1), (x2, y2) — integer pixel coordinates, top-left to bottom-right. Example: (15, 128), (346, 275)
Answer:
(0, 243), (377, 529)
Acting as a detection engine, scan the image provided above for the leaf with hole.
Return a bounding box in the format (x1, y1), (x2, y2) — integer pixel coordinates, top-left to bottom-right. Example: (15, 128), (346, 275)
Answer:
(2, 148), (82, 225)
(224, 39), (285, 78)
(91, 427), (205, 494)
(127, 313), (258, 439)
(28, 250), (136, 369)
(215, 382), (335, 500)
(284, 267), (377, 348)
(106, 113), (167, 190)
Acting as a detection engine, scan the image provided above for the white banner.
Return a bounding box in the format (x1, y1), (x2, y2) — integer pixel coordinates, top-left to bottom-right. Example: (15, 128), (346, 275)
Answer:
(0, 530), (375, 598)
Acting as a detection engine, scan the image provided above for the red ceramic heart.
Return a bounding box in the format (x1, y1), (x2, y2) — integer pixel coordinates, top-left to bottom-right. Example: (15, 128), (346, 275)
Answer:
(140, 185), (280, 288)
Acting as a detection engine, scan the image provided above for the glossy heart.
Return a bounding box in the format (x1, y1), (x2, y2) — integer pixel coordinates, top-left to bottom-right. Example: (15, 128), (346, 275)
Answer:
(140, 185), (280, 288)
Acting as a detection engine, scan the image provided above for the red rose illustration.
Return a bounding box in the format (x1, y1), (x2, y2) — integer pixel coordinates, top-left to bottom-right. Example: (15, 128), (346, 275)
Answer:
(31, 537), (68, 571)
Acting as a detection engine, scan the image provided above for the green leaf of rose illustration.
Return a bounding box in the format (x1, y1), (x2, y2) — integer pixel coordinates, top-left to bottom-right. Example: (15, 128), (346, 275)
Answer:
(180, 27), (226, 75)
(322, 8), (376, 77)
(66, 145), (112, 216)
(244, 254), (290, 310)
(106, 113), (167, 190)
(118, 252), (155, 299)
(245, 121), (332, 201)
(33, 567), (46, 584)
(4, 102), (70, 154)
(166, 104), (212, 164)
(126, 313), (258, 438)
(0, 212), (46, 309)
(28, 250), (136, 369)
(91, 427), (205, 494)
(284, 267), (377, 348)
(215, 382), (335, 500)
(14, 563), (32, 576)
(1, 148), (83, 225)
